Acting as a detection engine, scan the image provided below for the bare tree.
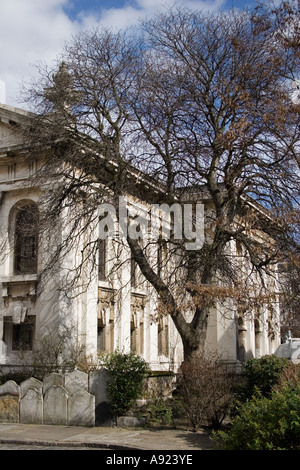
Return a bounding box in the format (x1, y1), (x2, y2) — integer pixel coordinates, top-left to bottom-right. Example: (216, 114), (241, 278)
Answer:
(20, 2), (300, 361)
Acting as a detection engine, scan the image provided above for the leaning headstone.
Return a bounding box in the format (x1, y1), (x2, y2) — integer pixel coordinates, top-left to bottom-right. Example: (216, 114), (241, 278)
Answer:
(0, 380), (20, 423)
(0, 380), (20, 397)
(43, 372), (64, 395)
(65, 370), (88, 396)
(89, 368), (110, 405)
(89, 368), (113, 427)
(20, 377), (43, 398)
(43, 385), (68, 425)
(68, 389), (95, 427)
(20, 388), (43, 424)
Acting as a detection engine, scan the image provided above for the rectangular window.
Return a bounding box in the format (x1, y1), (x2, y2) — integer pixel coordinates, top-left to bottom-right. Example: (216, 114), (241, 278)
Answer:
(4, 316), (35, 351)
(98, 288), (115, 354)
(97, 319), (114, 354)
(158, 318), (169, 356)
(97, 319), (106, 352)
(12, 316), (35, 350)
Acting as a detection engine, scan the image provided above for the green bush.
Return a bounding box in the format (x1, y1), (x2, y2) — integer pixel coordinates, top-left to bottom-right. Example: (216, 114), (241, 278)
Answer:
(234, 355), (289, 403)
(213, 381), (300, 450)
(103, 350), (149, 417)
(147, 399), (173, 426)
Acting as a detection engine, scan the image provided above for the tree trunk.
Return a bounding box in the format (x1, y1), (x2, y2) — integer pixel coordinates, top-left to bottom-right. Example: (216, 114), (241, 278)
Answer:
(171, 307), (209, 363)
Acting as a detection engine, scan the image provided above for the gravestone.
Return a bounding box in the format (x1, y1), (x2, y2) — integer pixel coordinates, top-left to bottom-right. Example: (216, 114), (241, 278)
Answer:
(20, 378), (43, 424)
(89, 368), (110, 405)
(43, 385), (68, 425)
(0, 381), (20, 423)
(65, 370), (88, 396)
(0, 380), (20, 397)
(20, 377), (43, 397)
(43, 372), (64, 394)
(0, 396), (19, 423)
(20, 388), (43, 424)
(68, 389), (95, 427)
(89, 369), (114, 426)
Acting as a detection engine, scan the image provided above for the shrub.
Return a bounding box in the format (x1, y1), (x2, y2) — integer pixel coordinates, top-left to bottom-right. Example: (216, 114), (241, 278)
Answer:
(275, 361), (300, 390)
(148, 399), (173, 426)
(213, 380), (300, 450)
(175, 356), (237, 431)
(234, 355), (289, 404)
(103, 350), (149, 417)
(32, 327), (93, 379)
(0, 370), (31, 386)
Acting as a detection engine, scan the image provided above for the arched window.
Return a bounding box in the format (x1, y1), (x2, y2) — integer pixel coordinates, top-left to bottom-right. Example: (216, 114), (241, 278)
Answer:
(14, 203), (39, 275)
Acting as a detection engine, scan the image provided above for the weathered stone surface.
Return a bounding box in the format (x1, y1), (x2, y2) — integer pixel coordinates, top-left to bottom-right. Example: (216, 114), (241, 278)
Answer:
(43, 372), (64, 394)
(144, 375), (175, 399)
(0, 380), (20, 397)
(65, 370), (88, 396)
(0, 371), (99, 427)
(20, 377), (43, 398)
(117, 416), (146, 427)
(0, 396), (19, 422)
(20, 388), (43, 424)
(89, 368), (110, 405)
(43, 385), (68, 425)
(68, 389), (95, 427)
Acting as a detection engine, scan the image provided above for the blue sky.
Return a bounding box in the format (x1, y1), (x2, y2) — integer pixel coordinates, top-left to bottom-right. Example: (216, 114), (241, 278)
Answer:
(0, 0), (263, 106)
(67, 0), (257, 16)
(65, 0), (258, 19)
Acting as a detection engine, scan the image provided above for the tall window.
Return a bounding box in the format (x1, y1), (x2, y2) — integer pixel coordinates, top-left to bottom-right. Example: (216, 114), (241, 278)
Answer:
(158, 317), (169, 356)
(97, 288), (115, 353)
(98, 238), (107, 281)
(14, 204), (39, 275)
(12, 316), (35, 350)
(130, 311), (144, 355)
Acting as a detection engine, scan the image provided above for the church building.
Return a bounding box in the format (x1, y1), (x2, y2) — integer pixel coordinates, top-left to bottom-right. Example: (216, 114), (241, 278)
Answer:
(0, 103), (281, 374)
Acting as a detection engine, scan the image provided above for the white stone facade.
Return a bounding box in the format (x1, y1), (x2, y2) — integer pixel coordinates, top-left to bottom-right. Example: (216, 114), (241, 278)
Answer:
(0, 104), (281, 372)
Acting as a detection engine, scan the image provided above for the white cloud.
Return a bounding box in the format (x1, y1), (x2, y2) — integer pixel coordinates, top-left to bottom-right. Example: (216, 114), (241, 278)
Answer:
(0, 0), (80, 106)
(99, 0), (226, 29)
(0, 0), (226, 106)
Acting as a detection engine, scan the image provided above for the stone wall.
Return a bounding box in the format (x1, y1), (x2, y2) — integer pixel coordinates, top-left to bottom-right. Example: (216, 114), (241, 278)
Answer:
(143, 373), (176, 399)
(0, 369), (175, 427)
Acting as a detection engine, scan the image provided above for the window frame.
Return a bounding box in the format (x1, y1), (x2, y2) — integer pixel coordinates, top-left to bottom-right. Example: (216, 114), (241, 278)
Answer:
(12, 202), (39, 275)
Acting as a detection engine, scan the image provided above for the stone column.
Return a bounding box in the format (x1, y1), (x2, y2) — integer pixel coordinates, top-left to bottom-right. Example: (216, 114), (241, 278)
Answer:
(0, 318), (6, 363)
